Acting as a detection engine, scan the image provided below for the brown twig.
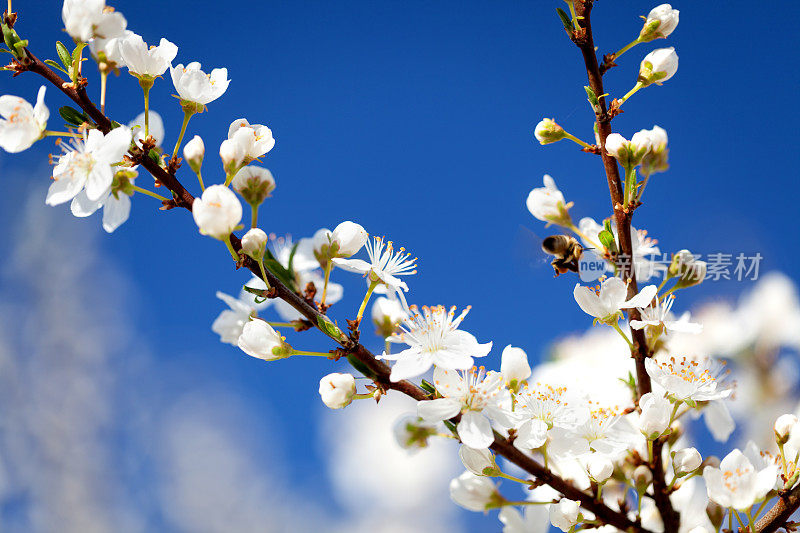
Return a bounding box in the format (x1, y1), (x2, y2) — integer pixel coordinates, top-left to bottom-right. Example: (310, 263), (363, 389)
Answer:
(16, 43), (649, 533)
(571, 1), (679, 530)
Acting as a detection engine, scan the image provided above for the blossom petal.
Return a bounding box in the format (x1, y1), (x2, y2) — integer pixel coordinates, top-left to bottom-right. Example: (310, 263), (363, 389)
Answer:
(389, 351), (432, 382)
(623, 284), (657, 309)
(102, 193), (131, 233)
(457, 412), (495, 449)
(331, 257), (371, 274)
(70, 190), (103, 217)
(417, 397), (461, 422)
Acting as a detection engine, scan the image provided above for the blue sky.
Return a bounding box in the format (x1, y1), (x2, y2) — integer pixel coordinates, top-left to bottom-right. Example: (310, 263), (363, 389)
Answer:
(2, 0), (799, 531)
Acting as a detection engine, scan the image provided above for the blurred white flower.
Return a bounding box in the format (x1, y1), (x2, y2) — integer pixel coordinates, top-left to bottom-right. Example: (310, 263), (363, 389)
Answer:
(703, 446), (778, 510)
(211, 291), (255, 345)
(646, 355), (733, 404)
(638, 392), (671, 439)
(128, 109), (164, 146)
(549, 498), (580, 532)
(62, 0), (126, 43)
(449, 471), (498, 512)
(0, 86), (49, 153)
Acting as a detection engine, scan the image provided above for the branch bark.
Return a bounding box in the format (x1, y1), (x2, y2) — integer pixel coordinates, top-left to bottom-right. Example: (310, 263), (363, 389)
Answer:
(571, 2), (679, 530)
(17, 46), (650, 533)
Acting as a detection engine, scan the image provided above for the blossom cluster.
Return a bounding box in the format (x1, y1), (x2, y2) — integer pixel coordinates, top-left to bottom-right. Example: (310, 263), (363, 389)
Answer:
(1, 1), (798, 532)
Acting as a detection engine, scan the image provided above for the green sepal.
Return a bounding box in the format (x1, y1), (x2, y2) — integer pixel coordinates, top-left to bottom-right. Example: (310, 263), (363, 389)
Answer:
(584, 85), (598, 106)
(316, 315), (343, 340)
(55, 41), (71, 70)
(148, 148), (161, 164)
(420, 379), (437, 396)
(555, 8), (573, 32)
(598, 229), (617, 253)
(443, 419), (458, 433)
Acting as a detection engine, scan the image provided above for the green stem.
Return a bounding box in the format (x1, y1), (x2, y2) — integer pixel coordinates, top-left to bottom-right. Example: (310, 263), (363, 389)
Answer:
(142, 84), (150, 139)
(250, 203), (259, 229)
(292, 350), (332, 357)
(131, 185), (168, 202)
(779, 442), (789, 478)
(353, 392), (376, 400)
(614, 38), (640, 59)
(196, 169), (205, 191)
(566, 1), (581, 30)
(321, 259), (333, 306)
(657, 276), (670, 293)
(618, 81), (644, 106)
(563, 131), (593, 150)
(257, 259), (272, 290)
(266, 322), (295, 328)
(498, 472), (534, 486)
(610, 321), (634, 350)
(100, 69), (108, 114)
(224, 235), (240, 262)
(356, 280), (379, 323)
(172, 108), (195, 162)
(623, 166), (633, 207)
(384, 339), (391, 355)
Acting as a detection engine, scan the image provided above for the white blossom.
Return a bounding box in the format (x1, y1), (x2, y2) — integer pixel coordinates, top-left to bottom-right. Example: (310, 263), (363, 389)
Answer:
(231, 167), (276, 207)
(645, 355), (733, 403)
(526, 174), (569, 224)
(384, 305), (492, 382)
(588, 455), (614, 483)
(499, 505), (550, 533)
(69, 167), (136, 233)
(0, 86), (49, 153)
(171, 62), (230, 106)
(631, 295), (703, 334)
(119, 34), (178, 78)
(332, 236), (417, 304)
(191, 185), (242, 240)
(640, 4), (680, 41)
(62, 0), (126, 43)
(227, 118), (275, 162)
(211, 291), (255, 345)
(418, 367), (509, 449)
(89, 28), (131, 67)
(573, 277), (657, 323)
(512, 383), (589, 451)
(46, 127), (132, 206)
(449, 471), (498, 512)
(237, 319), (291, 361)
(703, 446), (779, 510)
(548, 405), (640, 462)
(318, 373), (356, 409)
(549, 498), (580, 532)
(330, 221), (369, 257)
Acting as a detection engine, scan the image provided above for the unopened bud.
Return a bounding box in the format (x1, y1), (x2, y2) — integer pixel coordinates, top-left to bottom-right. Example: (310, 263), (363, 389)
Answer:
(639, 4), (680, 42)
(633, 465), (652, 489)
(241, 228), (268, 261)
(534, 118), (566, 145)
(638, 47), (679, 86)
(231, 166), (276, 207)
(672, 447), (702, 476)
(183, 135), (204, 174)
(459, 446), (498, 476)
(500, 345), (531, 390)
(220, 138), (246, 175)
(587, 456), (614, 483)
(775, 414), (799, 444)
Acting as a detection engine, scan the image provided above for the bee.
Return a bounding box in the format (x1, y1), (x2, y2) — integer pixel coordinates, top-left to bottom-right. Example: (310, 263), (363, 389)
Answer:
(541, 234), (584, 275)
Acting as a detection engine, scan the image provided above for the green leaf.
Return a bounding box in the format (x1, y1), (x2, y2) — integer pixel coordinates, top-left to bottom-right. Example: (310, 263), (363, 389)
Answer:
(55, 41), (71, 70)
(70, 42), (87, 82)
(45, 59), (69, 75)
(598, 229), (617, 253)
(316, 315), (343, 340)
(556, 8), (573, 32)
(584, 85), (599, 106)
(287, 241), (299, 275)
(148, 149), (161, 164)
(262, 250), (297, 292)
(59, 105), (90, 126)
(346, 353), (375, 379)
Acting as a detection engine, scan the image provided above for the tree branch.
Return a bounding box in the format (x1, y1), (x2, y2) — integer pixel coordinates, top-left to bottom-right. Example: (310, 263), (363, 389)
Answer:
(17, 44), (651, 533)
(571, 2), (679, 530)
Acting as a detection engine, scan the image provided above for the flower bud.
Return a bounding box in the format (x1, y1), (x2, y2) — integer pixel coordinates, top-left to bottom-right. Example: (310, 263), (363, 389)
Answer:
(237, 319), (292, 361)
(638, 47), (679, 86)
(673, 447), (702, 476)
(372, 296), (407, 338)
(500, 345), (531, 390)
(640, 125), (669, 176)
(587, 455), (614, 483)
(638, 392), (671, 440)
(330, 221), (368, 257)
(192, 184), (242, 240)
(393, 414), (437, 450)
(449, 472), (500, 512)
(231, 166), (276, 207)
(459, 446), (497, 476)
(549, 498), (580, 532)
(183, 135), (204, 173)
(674, 260), (707, 290)
(241, 228), (268, 261)
(639, 4), (680, 42)
(526, 174), (571, 226)
(318, 372), (356, 409)
(534, 118), (566, 145)
(220, 137), (246, 175)
(775, 414), (799, 444)
(605, 132), (651, 168)
(633, 465), (653, 489)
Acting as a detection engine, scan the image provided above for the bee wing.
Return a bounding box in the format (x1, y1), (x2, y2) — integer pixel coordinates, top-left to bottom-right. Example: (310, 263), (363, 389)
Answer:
(512, 225), (551, 273)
